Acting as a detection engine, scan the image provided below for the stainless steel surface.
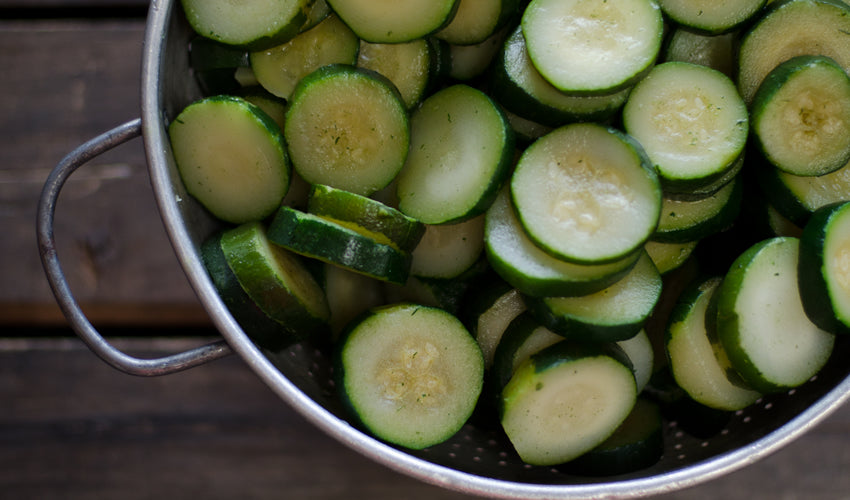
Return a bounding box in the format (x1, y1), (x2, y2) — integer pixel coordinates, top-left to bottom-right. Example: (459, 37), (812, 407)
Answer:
(38, 0), (850, 497)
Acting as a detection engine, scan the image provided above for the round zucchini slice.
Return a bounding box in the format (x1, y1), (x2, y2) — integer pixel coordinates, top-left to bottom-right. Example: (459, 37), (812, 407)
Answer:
(168, 96), (291, 224)
(751, 55), (850, 177)
(336, 303), (484, 450)
(284, 64), (410, 197)
(500, 340), (637, 466)
(326, 0), (459, 43)
(511, 123), (662, 265)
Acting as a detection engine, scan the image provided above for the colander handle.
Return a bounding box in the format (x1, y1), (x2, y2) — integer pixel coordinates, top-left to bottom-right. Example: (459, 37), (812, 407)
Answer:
(36, 119), (233, 376)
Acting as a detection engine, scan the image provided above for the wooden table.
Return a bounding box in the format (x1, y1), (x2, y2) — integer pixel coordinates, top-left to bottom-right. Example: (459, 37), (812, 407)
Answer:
(2, 3), (850, 499)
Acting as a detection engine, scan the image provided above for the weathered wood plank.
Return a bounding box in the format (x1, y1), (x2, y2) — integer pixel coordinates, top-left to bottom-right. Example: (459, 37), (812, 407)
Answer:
(0, 20), (206, 326)
(2, 339), (850, 500)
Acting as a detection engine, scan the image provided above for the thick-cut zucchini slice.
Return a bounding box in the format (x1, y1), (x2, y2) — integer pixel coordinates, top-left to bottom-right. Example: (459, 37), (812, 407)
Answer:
(563, 398), (663, 476)
(447, 24), (511, 81)
(715, 237), (835, 393)
(799, 201), (850, 335)
(485, 188), (641, 298)
(396, 84), (514, 224)
(181, 0), (313, 50)
(201, 233), (298, 349)
(267, 206), (412, 284)
(758, 158), (850, 226)
(336, 303), (484, 450)
(523, 251), (663, 343)
(306, 184), (425, 253)
(168, 96), (291, 224)
(327, 0), (459, 43)
(217, 222), (331, 339)
(521, 0), (663, 95)
(737, 0), (850, 104)
(623, 62), (749, 194)
(663, 28), (736, 77)
(410, 216), (485, 279)
(658, 0), (767, 34)
(511, 123), (662, 264)
(751, 55), (850, 177)
(666, 276), (762, 411)
(284, 64), (409, 197)
(653, 175), (743, 243)
(434, 0), (521, 45)
(250, 14), (359, 100)
(357, 38), (433, 109)
(500, 341), (637, 466)
(489, 26), (632, 128)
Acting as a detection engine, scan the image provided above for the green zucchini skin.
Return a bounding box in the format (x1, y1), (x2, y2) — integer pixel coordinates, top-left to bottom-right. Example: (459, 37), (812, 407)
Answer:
(652, 176), (744, 244)
(201, 234), (298, 350)
(267, 206), (412, 285)
(798, 202), (850, 335)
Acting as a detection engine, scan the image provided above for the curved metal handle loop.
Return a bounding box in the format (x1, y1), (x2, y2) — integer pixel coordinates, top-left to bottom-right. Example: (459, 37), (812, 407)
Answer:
(37, 119), (232, 376)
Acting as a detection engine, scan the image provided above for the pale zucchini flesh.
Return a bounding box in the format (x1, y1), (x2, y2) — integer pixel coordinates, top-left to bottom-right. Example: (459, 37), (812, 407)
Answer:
(521, 0), (663, 94)
(284, 65), (409, 197)
(511, 123), (662, 264)
(623, 62), (748, 193)
(326, 0), (459, 43)
(181, 0), (312, 50)
(658, 0), (767, 34)
(357, 38), (432, 109)
(411, 216), (486, 279)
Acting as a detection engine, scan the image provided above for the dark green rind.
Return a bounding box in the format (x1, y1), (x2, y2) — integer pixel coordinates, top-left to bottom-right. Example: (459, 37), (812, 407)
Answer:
(220, 222), (331, 339)
(268, 206), (412, 284)
(307, 184), (425, 253)
(523, 252), (663, 343)
(490, 312), (559, 395)
(799, 202), (850, 335)
(200, 234), (297, 350)
(189, 36), (250, 71)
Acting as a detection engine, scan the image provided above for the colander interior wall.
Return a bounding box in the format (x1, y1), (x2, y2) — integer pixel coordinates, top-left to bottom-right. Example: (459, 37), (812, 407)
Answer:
(139, 1), (850, 497)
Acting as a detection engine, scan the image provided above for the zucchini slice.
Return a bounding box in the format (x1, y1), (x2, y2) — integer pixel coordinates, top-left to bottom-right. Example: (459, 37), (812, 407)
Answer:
(500, 341), (638, 466)
(489, 26), (632, 128)
(326, 0), (459, 43)
(306, 184), (425, 253)
(523, 251), (663, 343)
(623, 62), (749, 194)
(491, 312), (565, 392)
(250, 14), (359, 100)
(663, 28), (736, 78)
(617, 329), (654, 393)
(217, 222), (331, 339)
(715, 237), (836, 393)
(168, 96), (291, 225)
(322, 263), (385, 337)
(485, 188), (641, 298)
(666, 276), (762, 411)
(737, 0), (850, 104)
(520, 0), (663, 95)
(433, 0), (521, 45)
(336, 303), (484, 450)
(511, 123), (662, 264)
(463, 276), (527, 369)
(396, 84), (514, 224)
(181, 0), (313, 50)
(267, 206), (412, 284)
(284, 64), (409, 197)
(658, 0), (767, 34)
(751, 55), (850, 177)
(799, 201), (850, 335)
(645, 240), (698, 275)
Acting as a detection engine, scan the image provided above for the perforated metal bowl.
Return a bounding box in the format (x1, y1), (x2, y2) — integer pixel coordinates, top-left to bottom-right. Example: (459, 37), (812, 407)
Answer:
(37, 1), (850, 498)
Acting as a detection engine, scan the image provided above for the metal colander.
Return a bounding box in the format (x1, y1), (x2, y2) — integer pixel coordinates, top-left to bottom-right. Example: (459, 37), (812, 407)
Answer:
(36, 1), (850, 498)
